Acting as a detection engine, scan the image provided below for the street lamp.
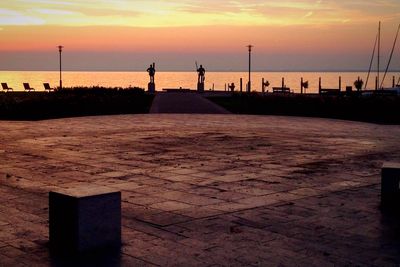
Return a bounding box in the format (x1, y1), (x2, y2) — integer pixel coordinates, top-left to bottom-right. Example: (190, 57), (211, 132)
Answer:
(247, 45), (253, 93)
(58, 45), (63, 90)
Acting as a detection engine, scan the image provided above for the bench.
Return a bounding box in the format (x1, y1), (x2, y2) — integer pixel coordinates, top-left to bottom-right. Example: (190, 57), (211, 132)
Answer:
(1, 83), (13, 92)
(272, 87), (291, 94)
(49, 186), (121, 254)
(319, 88), (340, 95)
(23, 83), (35, 92)
(381, 162), (400, 210)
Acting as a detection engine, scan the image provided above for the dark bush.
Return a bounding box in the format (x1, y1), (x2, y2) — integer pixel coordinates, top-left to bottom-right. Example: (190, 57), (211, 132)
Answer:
(208, 93), (400, 124)
(0, 87), (154, 120)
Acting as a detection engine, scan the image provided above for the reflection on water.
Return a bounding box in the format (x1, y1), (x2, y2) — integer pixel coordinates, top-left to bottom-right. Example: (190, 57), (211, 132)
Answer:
(0, 71), (398, 93)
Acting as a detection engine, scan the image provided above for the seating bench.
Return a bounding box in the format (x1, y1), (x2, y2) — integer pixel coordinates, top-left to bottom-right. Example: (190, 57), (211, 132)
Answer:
(319, 88), (340, 95)
(272, 87), (291, 94)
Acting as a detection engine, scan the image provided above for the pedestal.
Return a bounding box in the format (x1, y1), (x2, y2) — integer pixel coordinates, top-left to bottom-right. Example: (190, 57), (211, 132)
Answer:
(49, 186), (121, 254)
(346, 86), (353, 96)
(381, 162), (400, 209)
(148, 82), (156, 93)
(197, 82), (204, 93)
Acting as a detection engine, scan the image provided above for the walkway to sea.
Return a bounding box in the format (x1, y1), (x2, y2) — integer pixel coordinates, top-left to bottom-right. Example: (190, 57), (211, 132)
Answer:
(0, 114), (400, 265)
(150, 92), (230, 114)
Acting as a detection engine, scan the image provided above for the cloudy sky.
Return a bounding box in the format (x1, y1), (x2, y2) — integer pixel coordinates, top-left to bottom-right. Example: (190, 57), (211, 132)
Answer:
(0, 0), (399, 71)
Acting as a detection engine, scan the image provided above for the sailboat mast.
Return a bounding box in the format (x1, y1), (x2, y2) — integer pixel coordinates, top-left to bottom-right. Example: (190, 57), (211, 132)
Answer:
(378, 21), (381, 90)
(365, 33), (378, 90)
(380, 24), (400, 89)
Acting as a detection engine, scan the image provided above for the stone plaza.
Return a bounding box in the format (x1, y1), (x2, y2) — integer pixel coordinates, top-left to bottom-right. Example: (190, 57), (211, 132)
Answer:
(0, 114), (400, 266)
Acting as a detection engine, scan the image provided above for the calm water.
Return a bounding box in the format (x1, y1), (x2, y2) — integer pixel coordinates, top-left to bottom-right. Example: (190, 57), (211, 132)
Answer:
(0, 71), (399, 93)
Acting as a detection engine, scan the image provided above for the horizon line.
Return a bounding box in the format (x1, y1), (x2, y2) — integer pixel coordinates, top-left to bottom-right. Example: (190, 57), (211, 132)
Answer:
(0, 69), (399, 73)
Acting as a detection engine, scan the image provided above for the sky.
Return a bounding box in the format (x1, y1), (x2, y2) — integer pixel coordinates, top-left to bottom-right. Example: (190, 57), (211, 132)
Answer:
(0, 0), (400, 71)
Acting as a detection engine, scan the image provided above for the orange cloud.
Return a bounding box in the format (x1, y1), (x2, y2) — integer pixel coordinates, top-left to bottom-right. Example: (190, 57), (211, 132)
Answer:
(1, 0), (399, 27)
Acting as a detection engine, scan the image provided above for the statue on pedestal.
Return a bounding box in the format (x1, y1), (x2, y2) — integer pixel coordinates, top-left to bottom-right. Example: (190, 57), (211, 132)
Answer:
(197, 64), (205, 84)
(147, 63), (156, 83)
(228, 83), (235, 92)
(147, 63), (156, 93)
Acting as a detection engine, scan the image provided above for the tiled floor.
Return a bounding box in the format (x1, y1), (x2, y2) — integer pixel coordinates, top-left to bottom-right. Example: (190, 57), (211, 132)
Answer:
(1, 114), (400, 266)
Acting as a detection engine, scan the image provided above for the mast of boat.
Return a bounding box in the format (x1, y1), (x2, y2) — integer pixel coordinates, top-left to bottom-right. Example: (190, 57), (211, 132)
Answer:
(380, 24), (400, 89)
(365, 32), (378, 90)
(378, 21), (381, 90)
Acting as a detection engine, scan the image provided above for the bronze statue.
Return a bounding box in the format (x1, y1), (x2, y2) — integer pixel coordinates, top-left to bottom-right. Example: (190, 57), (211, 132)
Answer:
(147, 63), (155, 83)
(197, 64), (205, 84)
(228, 83), (235, 92)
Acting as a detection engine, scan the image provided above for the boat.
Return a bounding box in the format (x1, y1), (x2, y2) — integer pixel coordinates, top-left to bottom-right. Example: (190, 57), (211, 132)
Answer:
(364, 22), (400, 95)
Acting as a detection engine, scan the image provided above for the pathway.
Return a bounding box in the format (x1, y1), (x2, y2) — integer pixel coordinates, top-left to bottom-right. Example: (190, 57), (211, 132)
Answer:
(149, 92), (230, 114)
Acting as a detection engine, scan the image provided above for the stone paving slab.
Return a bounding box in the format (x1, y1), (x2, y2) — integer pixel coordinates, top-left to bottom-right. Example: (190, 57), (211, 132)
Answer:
(0, 114), (400, 266)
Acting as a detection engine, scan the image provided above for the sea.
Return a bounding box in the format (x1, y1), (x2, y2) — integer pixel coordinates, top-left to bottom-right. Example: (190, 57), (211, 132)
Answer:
(0, 71), (399, 93)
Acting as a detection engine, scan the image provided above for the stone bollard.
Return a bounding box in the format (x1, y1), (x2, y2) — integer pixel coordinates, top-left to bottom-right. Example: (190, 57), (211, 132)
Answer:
(49, 186), (121, 254)
(381, 162), (400, 209)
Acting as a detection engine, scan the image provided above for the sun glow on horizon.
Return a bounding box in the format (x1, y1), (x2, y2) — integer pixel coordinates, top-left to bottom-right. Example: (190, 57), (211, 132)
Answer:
(0, 0), (399, 71)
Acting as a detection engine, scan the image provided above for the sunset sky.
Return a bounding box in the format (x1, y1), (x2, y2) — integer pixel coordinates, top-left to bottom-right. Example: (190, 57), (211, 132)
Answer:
(0, 0), (399, 71)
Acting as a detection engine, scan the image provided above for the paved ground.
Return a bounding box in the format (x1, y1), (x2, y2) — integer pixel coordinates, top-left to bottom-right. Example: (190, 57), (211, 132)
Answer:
(1, 114), (400, 266)
(150, 92), (230, 114)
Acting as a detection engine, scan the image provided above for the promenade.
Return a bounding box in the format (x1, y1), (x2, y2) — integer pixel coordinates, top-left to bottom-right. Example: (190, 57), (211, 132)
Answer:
(150, 92), (230, 114)
(0, 114), (400, 266)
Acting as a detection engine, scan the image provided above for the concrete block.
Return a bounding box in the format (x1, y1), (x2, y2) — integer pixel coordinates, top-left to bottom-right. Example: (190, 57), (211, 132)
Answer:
(49, 186), (121, 254)
(381, 162), (400, 208)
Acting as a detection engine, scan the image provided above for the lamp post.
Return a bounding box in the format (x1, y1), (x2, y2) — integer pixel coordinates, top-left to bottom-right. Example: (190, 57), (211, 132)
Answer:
(247, 45), (253, 93)
(58, 45), (63, 90)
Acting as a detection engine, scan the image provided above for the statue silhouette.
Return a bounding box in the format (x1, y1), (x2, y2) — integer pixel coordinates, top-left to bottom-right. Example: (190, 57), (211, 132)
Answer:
(197, 65), (205, 84)
(147, 63), (155, 83)
(228, 83), (235, 92)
